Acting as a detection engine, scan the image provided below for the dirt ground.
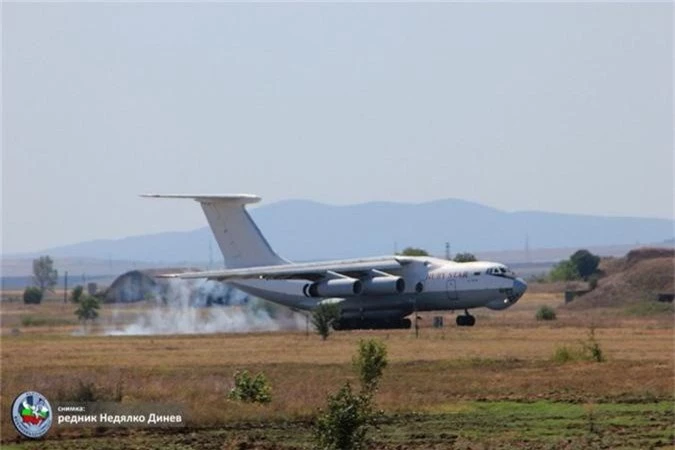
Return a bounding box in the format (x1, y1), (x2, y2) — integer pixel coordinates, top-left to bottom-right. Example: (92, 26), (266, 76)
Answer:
(1, 289), (673, 449)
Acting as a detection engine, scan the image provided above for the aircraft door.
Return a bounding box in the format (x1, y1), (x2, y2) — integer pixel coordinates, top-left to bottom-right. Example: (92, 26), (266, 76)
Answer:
(446, 279), (459, 301)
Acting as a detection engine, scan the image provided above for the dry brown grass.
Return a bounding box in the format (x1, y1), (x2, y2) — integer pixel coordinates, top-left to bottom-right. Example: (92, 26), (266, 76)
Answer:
(1, 292), (674, 442)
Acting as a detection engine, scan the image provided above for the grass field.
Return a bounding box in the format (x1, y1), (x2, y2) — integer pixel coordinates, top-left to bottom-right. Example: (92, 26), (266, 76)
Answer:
(1, 291), (673, 449)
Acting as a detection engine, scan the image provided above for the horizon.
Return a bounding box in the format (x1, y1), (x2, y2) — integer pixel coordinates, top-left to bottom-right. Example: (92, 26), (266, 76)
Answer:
(2, 196), (673, 257)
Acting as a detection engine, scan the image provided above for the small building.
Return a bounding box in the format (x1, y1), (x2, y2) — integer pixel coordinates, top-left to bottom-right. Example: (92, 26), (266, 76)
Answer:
(104, 268), (243, 306)
(105, 268), (196, 303)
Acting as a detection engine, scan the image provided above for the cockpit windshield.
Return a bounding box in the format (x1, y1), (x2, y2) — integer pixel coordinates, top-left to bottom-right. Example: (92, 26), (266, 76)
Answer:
(487, 266), (516, 278)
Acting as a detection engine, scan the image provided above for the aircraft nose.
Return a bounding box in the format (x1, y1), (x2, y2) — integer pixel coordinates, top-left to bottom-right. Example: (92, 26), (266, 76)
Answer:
(506, 278), (527, 303)
(514, 278), (527, 296)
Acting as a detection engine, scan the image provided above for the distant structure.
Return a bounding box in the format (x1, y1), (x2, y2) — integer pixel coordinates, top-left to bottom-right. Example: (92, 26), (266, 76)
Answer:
(105, 268), (240, 306)
(105, 268), (196, 303)
(105, 270), (163, 303)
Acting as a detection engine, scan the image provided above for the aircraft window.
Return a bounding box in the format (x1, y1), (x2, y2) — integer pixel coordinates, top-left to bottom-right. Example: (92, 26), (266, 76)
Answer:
(474, 271), (481, 276)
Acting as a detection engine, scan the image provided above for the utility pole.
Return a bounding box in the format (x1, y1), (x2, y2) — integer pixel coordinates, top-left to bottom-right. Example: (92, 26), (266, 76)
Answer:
(413, 298), (419, 338)
(63, 271), (68, 304)
(525, 234), (531, 263)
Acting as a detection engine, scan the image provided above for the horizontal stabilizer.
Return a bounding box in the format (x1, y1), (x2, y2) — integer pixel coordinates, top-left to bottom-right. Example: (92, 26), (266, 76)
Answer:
(141, 194), (261, 205)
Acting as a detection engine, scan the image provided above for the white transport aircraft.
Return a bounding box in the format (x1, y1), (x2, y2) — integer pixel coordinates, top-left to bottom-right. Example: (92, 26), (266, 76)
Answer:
(144, 194), (527, 329)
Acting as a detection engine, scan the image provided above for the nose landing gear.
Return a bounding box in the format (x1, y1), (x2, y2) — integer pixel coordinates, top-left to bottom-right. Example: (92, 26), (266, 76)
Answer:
(456, 310), (476, 327)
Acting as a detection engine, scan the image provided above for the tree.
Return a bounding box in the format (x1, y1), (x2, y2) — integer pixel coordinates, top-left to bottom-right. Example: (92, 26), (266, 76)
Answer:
(311, 302), (341, 340)
(33, 256), (58, 293)
(70, 285), (84, 304)
(353, 339), (388, 394)
(549, 260), (580, 281)
(228, 370), (272, 404)
(23, 287), (43, 305)
(453, 252), (477, 263)
(313, 383), (371, 450)
(74, 292), (100, 324)
(399, 247), (429, 256)
(570, 249), (601, 280)
(314, 340), (388, 450)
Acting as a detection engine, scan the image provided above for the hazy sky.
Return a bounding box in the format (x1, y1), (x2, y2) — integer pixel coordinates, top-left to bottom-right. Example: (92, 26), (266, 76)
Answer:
(2, 2), (673, 254)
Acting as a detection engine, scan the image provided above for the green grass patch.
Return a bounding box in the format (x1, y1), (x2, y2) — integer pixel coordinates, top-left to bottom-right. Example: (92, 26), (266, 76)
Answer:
(625, 301), (674, 316)
(20, 315), (77, 327)
(9, 400), (672, 449)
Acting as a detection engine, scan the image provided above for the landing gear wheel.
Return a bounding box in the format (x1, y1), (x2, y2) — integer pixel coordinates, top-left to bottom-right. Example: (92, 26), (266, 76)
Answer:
(456, 314), (476, 327)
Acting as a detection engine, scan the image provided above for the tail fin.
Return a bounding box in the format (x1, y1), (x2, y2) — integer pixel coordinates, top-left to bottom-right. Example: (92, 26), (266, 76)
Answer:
(142, 194), (287, 268)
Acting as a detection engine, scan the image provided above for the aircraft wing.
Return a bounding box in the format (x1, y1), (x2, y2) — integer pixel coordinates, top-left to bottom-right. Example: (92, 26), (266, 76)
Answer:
(156, 256), (421, 282)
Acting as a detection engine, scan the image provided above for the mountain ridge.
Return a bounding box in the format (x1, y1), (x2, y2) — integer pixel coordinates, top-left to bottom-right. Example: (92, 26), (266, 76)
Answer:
(6, 198), (673, 262)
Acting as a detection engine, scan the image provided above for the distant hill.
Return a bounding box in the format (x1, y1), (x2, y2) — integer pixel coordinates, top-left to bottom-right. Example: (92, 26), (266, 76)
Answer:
(7, 199), (675, 263)
(564, 247), (675, 310)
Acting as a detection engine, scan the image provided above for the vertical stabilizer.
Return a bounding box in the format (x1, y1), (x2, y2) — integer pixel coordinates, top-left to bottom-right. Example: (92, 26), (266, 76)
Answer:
(142, 194), (287, 268)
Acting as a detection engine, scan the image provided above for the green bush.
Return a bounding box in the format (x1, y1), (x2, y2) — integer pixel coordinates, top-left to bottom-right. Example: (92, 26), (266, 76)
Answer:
(536, 305), (557, 321)
(453, 252), (477, 262)
(552, 346), (582, 363)
(228, 370), (272, 404)
(353, 339), (388, 394)
(70, 285), (84, 303)
(313, 383), (371, 450)
(311, 302), (341, 341)
(549, 260), (580, 281)
(72, 380), (97, 402)
(314, 340), (388, 450)
(582, 326), (604, 363)
(399, 247), (429, 256)
(23, 287), (43, 304)
(75, 294), (101, 324)
(552, 326), (605, 363)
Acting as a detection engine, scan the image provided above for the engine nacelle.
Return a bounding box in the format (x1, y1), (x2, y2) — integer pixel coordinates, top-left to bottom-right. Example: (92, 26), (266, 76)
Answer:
(361, 276), (405, 295)
(304, 278), (363, 298)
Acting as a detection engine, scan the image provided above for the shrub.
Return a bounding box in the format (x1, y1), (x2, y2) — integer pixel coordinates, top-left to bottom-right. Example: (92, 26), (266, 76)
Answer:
(552, 326), (605, 363)
(73, 380), (97, 402)
(70, 285), (84, 303)
(552, 346), (581, 363)
(313, 383), (371, 450)
(23, 287), (43, 304)
(399, 247), (429, 256)
(228, 370), (271, 404)
(536, 305), (557, 321)
(311, 302), (341, 341)
(353, 339), (388, 394)
(74, 294), (101, 324)
(582, 326), (604, 363)
(588, 273), (600, 290)
(453, 252), (477, 263)
(549, 260), (580, 281)
(314, 340), (388, 450)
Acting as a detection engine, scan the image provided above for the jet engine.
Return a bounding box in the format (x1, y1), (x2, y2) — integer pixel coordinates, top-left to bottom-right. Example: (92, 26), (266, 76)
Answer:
(303, 278), (363, 298)
(361, 276), (405, 295)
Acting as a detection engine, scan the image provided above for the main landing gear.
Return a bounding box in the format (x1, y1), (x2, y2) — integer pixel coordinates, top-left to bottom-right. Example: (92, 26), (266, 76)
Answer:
(456, 310), (476, 327)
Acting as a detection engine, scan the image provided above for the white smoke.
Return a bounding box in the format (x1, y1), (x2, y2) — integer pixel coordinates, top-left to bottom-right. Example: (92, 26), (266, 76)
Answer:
(106, 279), (305, 336)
